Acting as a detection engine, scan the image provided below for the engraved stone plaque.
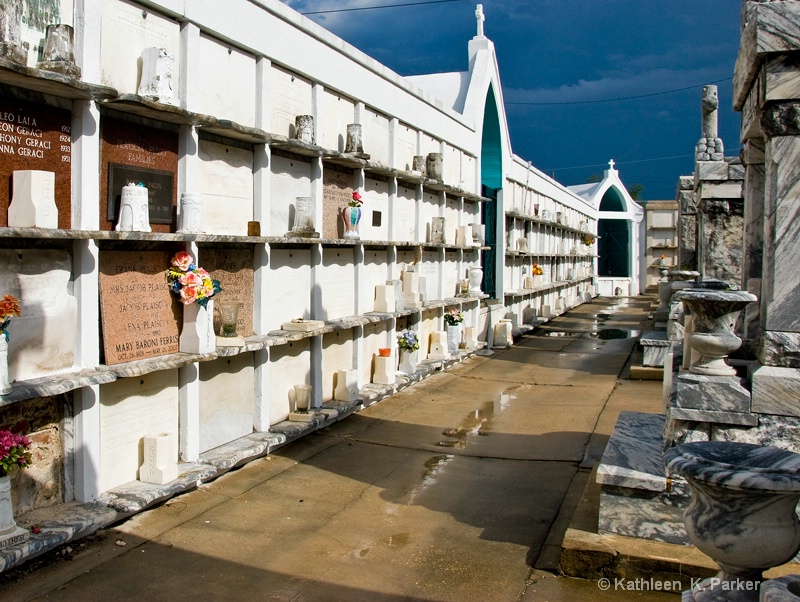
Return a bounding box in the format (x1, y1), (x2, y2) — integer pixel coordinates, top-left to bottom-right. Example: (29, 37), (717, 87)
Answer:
(0, 97), (72, 228)
(202, 248), (254, 337)
(101, 117), (178, 232)
(99, 250), (180, 365)
(107, 163), (174, 224)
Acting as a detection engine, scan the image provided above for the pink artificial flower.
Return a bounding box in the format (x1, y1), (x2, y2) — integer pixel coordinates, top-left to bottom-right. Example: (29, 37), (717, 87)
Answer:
(171, 251), (194, 271)
(179, 271), (203, 288)
(179, 286), (198, 304)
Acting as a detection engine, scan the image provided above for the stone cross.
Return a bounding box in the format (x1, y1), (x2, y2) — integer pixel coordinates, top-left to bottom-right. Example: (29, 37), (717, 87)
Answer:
(608, 159), (615, 170)
(695, 85), (724, 161)
(476, 4), (485, 37)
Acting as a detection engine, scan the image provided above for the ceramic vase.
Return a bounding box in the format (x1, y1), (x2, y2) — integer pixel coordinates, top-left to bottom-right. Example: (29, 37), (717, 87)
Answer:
(468, 266), (483, 293)
(180, 299), (215, 354)
(398, 348), (418, 374)
(342, 206), (361, 240)
(0, 337), (9, 395)
(446, 324), (461, 355)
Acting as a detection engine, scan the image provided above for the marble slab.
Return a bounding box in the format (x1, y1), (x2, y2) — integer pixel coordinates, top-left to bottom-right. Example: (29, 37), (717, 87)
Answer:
(596, 411), (668, 492)
(597, 483), (690, 545)
(99, 369), (179, 492)
(99, 0), (180, 95)
(268, 248), (311, 330)
(362, 107), (389, 165)
(758, 331), (800, 369)
(199, 353), (255, 453)
(268, 337), (311, 424)
(202, 247), (254, 337)
(668, 407), (759, 427)
(320, 247), (355, 320)
(322, 331), (355, 401)
(270, 65), (313, 141)
(672, 373), (751, 413)
(195, 34), (255, 127)
(0, 248), (77, 380)
(321, 89), (355, 152)
(751, 365), (800, 417)
(270, 153), (313, 236)
(198, 139), (253, 236)
(641, 331), (670, 367)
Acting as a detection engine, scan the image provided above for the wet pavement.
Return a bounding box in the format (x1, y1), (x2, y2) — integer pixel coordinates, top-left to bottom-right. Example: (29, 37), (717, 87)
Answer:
(0, 297), (677, 601)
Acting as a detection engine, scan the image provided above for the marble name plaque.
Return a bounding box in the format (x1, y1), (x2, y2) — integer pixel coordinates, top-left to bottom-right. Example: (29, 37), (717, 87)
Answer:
(107, 163), (174, 224)
(99, 250), (180, 365)
(0, 97), (72, 228)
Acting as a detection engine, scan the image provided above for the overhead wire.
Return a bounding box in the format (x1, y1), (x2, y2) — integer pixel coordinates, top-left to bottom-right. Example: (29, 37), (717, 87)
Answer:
(299, 0), (465, 15)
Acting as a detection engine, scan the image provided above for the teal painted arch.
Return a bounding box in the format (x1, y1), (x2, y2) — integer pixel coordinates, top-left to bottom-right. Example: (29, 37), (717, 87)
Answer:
(599, 187), (626, 212)
(480, 84), (502, 189)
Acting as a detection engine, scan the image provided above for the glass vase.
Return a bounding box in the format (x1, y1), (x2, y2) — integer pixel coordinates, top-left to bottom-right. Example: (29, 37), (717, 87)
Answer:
(341, 206), (361, 239)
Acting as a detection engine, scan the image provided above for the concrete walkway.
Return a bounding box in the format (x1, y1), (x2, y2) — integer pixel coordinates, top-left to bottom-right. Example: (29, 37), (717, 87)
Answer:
(0, 297), (679, 601)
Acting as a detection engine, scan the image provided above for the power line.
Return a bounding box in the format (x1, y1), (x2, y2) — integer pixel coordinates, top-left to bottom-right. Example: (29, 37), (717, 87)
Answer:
(300, 0), (464, 15)
(506, 77), (732, 106)
(546, 147), (742, 173)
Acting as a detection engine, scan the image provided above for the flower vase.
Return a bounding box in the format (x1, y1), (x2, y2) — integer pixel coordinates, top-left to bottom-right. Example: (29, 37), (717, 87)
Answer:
(0, 337), (9, 395)
(341, 206), (361, 240)
(0, 474), (29, 548)
(180, 299), (216, 354)
(398, 348), (418, 375)
(446, 325), (461, 355)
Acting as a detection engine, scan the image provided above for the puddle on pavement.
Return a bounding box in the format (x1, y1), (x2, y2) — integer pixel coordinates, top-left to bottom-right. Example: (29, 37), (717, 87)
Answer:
(434, 390), (516, 450)
(543, 331), (584, 337)
(406, 454), (455, 504)
(592, 328), (641, 340)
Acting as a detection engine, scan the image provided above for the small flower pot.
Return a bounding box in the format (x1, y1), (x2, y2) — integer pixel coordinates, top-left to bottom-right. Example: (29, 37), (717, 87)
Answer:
(378, 348), (391, 357)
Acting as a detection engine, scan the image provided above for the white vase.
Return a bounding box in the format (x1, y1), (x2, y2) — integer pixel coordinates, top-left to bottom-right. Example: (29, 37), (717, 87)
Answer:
(0, 337), (9, 395)
(446, 324), (461, 355)
(180, 299), (215, 354)
(398, 348), (418, 374)
(468, 267), (483, 293)
(0, 474), (29, 548)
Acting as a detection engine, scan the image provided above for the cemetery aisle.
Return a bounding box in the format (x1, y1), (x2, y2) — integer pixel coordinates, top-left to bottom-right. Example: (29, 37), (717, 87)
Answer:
(0, 298), (674, 601)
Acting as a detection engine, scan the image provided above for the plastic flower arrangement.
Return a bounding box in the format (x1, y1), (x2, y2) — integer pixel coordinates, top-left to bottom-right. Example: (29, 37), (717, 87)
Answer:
(444, 309), (464, 326)
(0, 430), (32, 477)
(166, 251), (222, 308)
(532, 264), (543, 276)
(397, 330), (420, 352)
(583, 234), (595, 246)
(348, 191), (363, 208)
(0, 295), (21, 342)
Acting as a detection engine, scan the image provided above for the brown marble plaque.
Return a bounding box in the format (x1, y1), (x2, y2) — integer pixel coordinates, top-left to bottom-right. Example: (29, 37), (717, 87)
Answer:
(322, 165), (354, 239)
(201, 248), (254, 337)
(0, 97), (72, 229)
(99, 250), (181, 365)
(100, 117), (179, 232)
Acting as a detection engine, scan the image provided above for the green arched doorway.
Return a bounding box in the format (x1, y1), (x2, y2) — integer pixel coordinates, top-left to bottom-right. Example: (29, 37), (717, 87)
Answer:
(598, 188), (630, 278)
(480, 84), (502, 298)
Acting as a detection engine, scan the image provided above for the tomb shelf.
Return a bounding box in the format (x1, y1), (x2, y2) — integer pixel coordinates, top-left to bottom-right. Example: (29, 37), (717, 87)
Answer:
(0, 57), (118, 101)
(0, 366), (118, 407)
(99, 94), (194, 126)
(268, 135), (325, 158)
(503, 277), (593, 298)
(504, 211), (594, 236)
(194, 116), (268, 145)
(650, 245), (678, 250)
(0, 228), (273, 245)
(505, 250), (596, 259)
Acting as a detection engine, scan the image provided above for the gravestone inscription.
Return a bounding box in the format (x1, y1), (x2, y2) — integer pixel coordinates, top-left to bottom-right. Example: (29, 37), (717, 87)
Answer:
(202, 248), (254, 337)
(0, 97), (71, 228)
(99, 250), (180, 365)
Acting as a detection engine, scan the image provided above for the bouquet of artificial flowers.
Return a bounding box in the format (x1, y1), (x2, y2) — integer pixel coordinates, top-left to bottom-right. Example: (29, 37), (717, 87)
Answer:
(348, 191), (363, 207)
(397, 330), (420, 351)
(166, 251), (222, 308)
(532, 263), (543, 276)
(0, 295), (20, 342)
(0, 430), (31, 477)
(444, 309), (464, 326)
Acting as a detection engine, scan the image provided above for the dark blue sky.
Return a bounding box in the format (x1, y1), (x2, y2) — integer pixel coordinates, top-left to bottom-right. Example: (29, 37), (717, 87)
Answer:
(282, 0), (742, 200)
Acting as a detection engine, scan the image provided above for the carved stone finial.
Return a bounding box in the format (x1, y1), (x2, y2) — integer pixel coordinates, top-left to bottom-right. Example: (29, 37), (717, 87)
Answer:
(695, 85), (724, 161)
(475, 4), (485, 37)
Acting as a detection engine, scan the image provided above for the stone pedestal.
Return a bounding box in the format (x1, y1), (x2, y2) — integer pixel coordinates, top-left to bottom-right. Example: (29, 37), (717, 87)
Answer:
(138, 433), (178, 485)
(493, 321), (513, 348)
(372, 355), (395, 385)
(428, 331), (449, 361)
(334, 369), (359, 402)
(8, 170), (57, 229)
(464, 326), (479, 350)
(430, 217), (446, 243)
(641, 331), (670, 367)
(402, 271), (422, 308)
(374, 284), (395, 313)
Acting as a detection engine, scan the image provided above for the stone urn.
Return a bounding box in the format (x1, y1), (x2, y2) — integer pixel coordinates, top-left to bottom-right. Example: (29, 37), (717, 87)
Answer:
(673, 289), (756, 376)
(665, 441), (800, 601)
